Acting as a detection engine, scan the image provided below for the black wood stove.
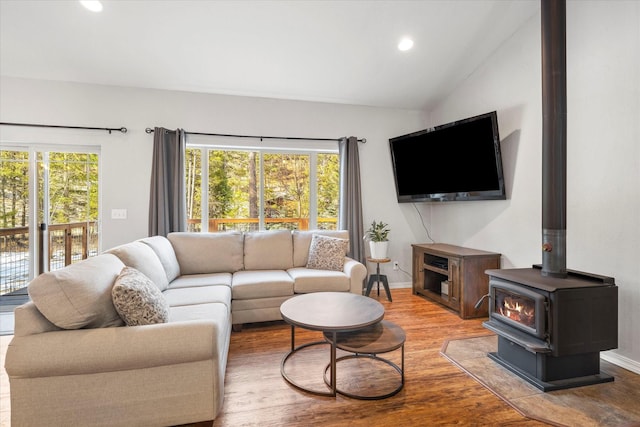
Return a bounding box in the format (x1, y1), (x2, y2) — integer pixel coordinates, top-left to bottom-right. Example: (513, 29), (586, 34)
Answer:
(483, 266), (617, 391)
(480, 0), (618, 391)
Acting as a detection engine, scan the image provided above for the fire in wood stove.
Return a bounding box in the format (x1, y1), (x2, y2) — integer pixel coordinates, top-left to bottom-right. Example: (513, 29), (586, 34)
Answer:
(496, 290), (535, 328)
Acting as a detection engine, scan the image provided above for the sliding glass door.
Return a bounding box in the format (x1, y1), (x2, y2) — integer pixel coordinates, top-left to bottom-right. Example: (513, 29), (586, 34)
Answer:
(0, 147), (100, 301)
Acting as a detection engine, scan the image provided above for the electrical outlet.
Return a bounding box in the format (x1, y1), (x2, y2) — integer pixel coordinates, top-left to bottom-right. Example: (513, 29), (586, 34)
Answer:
(393, 261), (399, 271)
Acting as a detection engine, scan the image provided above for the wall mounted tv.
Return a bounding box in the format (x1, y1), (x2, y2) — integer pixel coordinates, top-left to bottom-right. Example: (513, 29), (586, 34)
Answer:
(389, 111), (506, 203)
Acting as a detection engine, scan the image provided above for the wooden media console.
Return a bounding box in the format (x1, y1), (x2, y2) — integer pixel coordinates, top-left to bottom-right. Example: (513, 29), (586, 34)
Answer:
(412, 243), (500, 319)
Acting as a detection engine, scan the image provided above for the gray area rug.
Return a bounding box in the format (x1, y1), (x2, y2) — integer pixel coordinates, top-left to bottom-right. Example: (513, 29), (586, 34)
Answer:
(440, 335), (640, 427)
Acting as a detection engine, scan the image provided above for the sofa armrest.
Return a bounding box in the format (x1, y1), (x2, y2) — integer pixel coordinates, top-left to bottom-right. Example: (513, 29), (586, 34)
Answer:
(344, 257), (367, 294)
(5, 320), (222, 378)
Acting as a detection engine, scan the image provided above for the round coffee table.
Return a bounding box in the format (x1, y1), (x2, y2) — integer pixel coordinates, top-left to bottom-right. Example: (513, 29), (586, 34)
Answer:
(280, 292), (385, 397)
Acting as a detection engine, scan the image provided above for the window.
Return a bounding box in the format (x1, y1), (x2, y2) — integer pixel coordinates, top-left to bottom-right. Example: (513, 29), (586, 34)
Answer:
(185, 146), (339, 232)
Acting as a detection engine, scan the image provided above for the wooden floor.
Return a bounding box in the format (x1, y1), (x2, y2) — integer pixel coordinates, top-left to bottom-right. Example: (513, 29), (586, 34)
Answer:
(0, 289), (552, 426)
(213, 289), (550, 427)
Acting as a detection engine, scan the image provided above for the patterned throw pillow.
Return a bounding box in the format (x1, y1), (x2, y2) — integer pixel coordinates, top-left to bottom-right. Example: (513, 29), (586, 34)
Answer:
(112, 266), (169, 326)
(306, 234), (348, 271)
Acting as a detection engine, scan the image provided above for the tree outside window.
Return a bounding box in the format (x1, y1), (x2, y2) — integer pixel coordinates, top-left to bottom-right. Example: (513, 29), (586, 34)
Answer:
(185, 147), (338, 232)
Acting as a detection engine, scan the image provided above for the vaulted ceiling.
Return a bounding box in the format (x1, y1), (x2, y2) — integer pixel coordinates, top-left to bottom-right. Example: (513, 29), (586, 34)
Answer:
(0, 0), (539, 110)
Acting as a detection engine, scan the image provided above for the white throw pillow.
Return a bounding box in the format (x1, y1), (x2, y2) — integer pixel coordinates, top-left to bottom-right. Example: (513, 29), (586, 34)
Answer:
(112, 267), (169, 326)
(106, 241), (170, 291)
(292, 230), (349, 267)
(306, 234), (348, 271)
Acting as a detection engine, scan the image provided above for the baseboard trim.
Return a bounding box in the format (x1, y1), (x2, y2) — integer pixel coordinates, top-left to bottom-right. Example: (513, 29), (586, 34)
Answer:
(389, 281), (412, 289)
(601, 350), (640, 375)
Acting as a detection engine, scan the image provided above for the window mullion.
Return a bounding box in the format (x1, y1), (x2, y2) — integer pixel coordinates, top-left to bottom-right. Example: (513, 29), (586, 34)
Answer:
(41, 152), (50, 273)
(309, 153), (317, 230)
(201, 148), (208, 233)
(258, 151), (264, 230)
(29, 149), (39, 277)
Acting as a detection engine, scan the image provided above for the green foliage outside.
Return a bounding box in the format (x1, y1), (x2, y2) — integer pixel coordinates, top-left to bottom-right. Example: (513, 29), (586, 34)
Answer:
(43, 152), (99, 225)
(185, 148), (339, 231)
(1, 150), (98, 229)
(318, 153), (340, 218)
(0, 150), (29, 228)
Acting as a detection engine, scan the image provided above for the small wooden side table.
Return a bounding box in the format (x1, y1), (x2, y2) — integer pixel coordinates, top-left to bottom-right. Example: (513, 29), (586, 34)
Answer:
(365, 257), (392, 302)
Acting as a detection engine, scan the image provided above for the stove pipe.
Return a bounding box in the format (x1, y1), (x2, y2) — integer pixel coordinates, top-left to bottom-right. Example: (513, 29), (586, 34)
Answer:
(541, 0), (567, 278)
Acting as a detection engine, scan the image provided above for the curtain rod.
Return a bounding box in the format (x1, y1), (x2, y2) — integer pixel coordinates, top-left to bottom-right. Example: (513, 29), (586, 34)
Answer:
(144, 127), (366, 143)
(0, 122), (127, 134)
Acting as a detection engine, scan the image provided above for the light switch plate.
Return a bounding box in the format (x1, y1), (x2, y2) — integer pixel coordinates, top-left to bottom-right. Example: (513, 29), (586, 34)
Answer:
(111, 209), (127, 220)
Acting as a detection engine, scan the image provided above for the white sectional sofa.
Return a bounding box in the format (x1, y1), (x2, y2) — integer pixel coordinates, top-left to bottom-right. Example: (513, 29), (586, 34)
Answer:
(4, 229), (366, 427)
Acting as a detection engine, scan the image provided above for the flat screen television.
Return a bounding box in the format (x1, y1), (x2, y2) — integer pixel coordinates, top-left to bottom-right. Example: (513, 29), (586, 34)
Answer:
(389, 111), (506, 203)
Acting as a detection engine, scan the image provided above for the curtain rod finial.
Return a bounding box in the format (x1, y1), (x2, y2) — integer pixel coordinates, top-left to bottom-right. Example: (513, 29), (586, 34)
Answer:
(145, 128), (154, 134)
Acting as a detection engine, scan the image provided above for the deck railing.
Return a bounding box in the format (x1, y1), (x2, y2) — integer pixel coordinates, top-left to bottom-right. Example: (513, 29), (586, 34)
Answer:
(186, 217), (337, 232)
(0, 226), (29, 295)
(0, 221), (98, 295)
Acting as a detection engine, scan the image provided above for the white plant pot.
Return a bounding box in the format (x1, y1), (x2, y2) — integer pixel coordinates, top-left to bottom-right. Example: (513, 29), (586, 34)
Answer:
(369, 241), (389, 259)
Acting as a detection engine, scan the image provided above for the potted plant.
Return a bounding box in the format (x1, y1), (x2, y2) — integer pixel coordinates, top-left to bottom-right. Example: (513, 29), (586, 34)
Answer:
(365, 220), (390, 259)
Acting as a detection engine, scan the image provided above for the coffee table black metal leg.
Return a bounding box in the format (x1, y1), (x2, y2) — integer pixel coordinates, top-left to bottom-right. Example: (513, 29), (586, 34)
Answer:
(290, 324), (295, 350)
(330, 331), (337, 396)
(281, 325), (337, 397)
(323, 343), (405, 400)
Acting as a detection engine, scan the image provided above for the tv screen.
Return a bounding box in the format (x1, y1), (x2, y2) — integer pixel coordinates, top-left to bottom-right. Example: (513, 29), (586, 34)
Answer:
(389, 111), (506, 202)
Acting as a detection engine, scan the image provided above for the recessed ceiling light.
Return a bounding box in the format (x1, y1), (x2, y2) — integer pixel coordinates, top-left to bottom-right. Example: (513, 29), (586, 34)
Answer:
(80, 1), (103, 12)
(398, 37), (414, 52)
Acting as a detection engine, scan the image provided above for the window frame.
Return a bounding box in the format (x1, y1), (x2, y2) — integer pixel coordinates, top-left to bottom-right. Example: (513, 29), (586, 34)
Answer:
(186, 139), (339, 232)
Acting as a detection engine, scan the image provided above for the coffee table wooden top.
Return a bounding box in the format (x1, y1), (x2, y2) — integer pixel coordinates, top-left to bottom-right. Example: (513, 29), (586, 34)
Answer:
(280, 292), (384, 332)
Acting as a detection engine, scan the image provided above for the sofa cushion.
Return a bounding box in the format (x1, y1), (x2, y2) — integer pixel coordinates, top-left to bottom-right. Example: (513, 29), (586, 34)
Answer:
(306, 234), (348, 271)
(231, 295), (291, 312)
(168, 272), (232, 289)
(287, 267), (351, 293)
(106, 241), (169, 291)
(292, 230), (349, 267)
(163, 285), (232, 310)
(27, 254), (125, 329)
(168, 231), (244, 274)
(112, 267), (169, 326)
(243, 230), (293, 270)
(231, 297), (290, 325)
(169, 302), (230, 325)
(231, 270), (294, 299)
(139, 235), (181, 282)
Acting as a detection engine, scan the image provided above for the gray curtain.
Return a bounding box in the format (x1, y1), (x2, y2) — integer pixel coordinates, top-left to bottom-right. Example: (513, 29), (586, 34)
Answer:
(148, 127), (187, 236)
(338, 136), (365, 263)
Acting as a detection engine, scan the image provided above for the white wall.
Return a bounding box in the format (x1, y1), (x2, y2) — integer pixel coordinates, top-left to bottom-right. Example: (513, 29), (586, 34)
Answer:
(0, 75), (426, 272)
(424, 1), (640, 369)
